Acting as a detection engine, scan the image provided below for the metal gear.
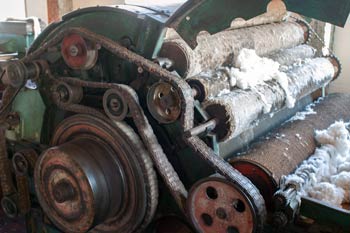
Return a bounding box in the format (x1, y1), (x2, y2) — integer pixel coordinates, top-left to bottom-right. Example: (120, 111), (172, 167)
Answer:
(324, 54), (342, 80)
(294, 19), (312, 44)
(35, 115), (158, 233)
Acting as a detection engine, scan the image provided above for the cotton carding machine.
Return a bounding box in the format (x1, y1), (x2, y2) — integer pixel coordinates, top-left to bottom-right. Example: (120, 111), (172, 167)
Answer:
(0, 0), (350, 233)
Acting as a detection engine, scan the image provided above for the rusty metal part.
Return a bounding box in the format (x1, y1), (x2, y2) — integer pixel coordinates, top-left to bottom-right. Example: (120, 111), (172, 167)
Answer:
(53, 81), (83, 105)
(2, 60), (43, 88)
(1, 195), (18, 218)
(0, 129), (15, 196)
(12, 150), (37, 216)
(24, 27), (194, 131)
(154, 216), (194, 233)
(13, 149), (38, 176)
(184, 119), (217, 137)
(160, 22), (309, 78)
(2, 61), (27, 88)
(158, 40), (191, 77)
(204, 57), (336, 142)
(103, 88), (129, 121)
(15, 175), (31, 215)
(35, 115), (158, 233)
(0, 87), (21, 120)
(274, 187), (298, 211)
(58, 77), (188, 214)
(147, 82), (182, 124)
(0, 60), (48, 120)
(231, 161), (277, 212)
(187, 177), (257, 233)
(295, 19), (312, 44)
(325, 55), (342, 80)
(0, 113), (20, 132)
(61, 33), (98, 70)
(184, 136), (266, 233)
(229, 93), (350, 208)
(12, 152), (29, 176)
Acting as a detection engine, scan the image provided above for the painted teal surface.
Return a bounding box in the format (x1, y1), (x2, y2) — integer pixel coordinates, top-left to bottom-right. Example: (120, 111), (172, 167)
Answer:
(285, 0), (350, 27)
(11, 89), (46, 143)
(167, 0), (270, 48)
(300, 197), (350, 230)
(30, 7), (165, 59)
(167, 0), (350, 48)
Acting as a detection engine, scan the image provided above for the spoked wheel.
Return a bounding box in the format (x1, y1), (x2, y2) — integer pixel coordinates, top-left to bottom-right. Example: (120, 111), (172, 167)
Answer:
(187, 177), (261, 233)
(34, 115), (158, 233)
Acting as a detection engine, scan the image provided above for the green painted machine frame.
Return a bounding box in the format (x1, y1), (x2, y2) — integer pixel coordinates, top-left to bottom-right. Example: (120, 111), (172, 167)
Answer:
(300, 197), (350, 231)
(5, 1), (350, 232)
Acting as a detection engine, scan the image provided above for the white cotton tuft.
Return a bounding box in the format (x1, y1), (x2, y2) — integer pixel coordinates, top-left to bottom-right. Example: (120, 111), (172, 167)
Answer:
(282, 121), (350, 207)
(330, 171), (350, 196)
(306, 182), (345, 207)
(338, 162), (350, 173)
(315, 121), (350, 155)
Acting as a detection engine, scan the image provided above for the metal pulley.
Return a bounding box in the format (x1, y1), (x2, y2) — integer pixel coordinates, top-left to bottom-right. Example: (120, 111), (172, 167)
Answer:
(103, 88), (129, 121)
(34, 115), (158, 233)
(53, 81), (83, 105)
(61, 33), (99, 70)
(147, 82), (182, 124)
(187, 176), (258, 233)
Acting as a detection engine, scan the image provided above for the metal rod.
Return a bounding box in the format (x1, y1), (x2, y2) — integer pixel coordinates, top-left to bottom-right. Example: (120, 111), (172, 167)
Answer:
(185, 118), (218, 137)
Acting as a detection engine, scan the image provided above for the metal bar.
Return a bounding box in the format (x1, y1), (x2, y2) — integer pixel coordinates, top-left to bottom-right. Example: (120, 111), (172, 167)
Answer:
(184, 118), (217, 137)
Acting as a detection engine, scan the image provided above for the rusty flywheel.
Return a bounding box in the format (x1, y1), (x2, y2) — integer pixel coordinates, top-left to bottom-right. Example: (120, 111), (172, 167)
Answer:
(34, 115), (158, 233)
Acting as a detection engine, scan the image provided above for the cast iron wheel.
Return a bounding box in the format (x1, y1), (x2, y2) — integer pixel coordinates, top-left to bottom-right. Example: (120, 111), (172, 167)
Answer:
(35, 114), (158, 233)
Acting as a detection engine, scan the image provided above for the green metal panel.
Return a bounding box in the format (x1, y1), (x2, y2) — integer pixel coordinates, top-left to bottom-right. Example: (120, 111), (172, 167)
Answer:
(29, 6), (166, 59)
(167, 0), (350, 48)
(285, 0), (350, 27)
(167, 0), (270, 48)
(11, 89), (46, 143)
(300, 196), (350, 231)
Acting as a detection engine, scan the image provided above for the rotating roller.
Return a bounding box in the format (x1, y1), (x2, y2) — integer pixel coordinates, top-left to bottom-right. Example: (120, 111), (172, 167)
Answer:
(203, 57), (338, 142)
(187, 44), (317, 101)
(160, 21), (310, 78)
(229, 93), (350, 209)
(266, 44), (316, 66)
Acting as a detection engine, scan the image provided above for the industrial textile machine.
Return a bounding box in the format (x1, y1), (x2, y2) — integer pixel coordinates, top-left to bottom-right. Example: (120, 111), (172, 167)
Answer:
(0, 0), (350, 232)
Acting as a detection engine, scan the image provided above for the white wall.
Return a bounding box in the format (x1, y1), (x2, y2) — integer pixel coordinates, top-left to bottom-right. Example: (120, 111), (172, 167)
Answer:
(25, 0), (48, 23)
(330, 18), (350, 93)
(0, 0), (26, 20)
(73, 0), (124, 9)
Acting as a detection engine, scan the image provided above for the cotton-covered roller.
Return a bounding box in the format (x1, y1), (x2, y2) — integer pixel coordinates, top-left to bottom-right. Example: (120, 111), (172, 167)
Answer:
(204, 57), (338, 142)
(266, 44), (316, 66)
(159, 21), (309, 77)
(186, 67), (236, 102)
(186, 45), (317, 102)
(229, 94), (350, 209)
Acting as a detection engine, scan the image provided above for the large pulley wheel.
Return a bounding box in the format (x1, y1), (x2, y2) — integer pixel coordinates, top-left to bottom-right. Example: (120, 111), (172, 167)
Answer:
(187, 177), (259, 233)
(34, 115), (158, 233)
(61, 34), (98, 70)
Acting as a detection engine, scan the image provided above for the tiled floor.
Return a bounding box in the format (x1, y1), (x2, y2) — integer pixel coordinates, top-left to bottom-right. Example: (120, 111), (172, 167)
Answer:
(0, 211), (26, 233)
